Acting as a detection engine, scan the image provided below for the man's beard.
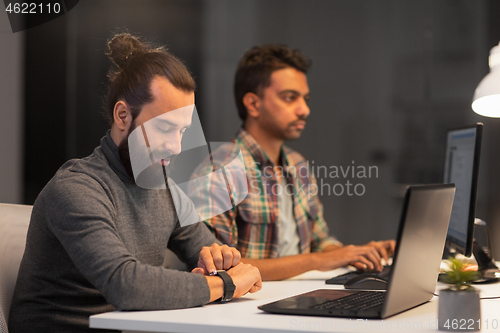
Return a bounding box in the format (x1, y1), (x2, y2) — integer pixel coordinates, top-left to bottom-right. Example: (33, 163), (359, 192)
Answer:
(263, 116), (308, 142)
(117, 124), (177, 187)
(284, 116), (307, 140)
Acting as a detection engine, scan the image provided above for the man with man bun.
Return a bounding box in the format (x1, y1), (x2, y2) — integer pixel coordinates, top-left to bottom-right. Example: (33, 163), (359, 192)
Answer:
(8, 34), (261, 333)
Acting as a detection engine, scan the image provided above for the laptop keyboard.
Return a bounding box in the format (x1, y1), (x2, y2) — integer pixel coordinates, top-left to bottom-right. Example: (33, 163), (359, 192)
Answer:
(325, 265), (392, 285)
(311, 291), (386, 311)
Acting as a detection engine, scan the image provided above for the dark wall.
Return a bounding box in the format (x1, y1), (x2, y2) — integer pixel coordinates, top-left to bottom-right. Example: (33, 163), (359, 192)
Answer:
(24, 17), (68, 202)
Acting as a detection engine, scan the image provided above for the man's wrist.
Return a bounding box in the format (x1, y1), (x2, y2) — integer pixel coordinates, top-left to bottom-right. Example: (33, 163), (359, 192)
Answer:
(210, 270), (235, 302)
(206, 275), (224, 302)
(308, 252), (324, 271)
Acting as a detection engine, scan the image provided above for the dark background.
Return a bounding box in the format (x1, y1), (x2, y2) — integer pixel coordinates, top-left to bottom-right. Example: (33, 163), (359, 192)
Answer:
(14, 0), (500, 256)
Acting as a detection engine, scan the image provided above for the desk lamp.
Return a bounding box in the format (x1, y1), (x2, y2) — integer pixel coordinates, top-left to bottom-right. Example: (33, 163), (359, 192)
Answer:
(472, 42), (500, 117)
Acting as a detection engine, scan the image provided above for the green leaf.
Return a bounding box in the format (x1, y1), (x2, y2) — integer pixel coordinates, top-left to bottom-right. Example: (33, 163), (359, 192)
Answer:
(441, 257), (480, 291)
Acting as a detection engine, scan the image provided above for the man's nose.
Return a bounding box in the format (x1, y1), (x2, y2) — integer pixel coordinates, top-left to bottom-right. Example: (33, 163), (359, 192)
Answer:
(163, 132), (182, 156)
(296, 97), (310, 118)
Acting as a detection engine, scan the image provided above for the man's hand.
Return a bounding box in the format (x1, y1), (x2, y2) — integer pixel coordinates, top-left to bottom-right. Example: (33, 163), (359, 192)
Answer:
(348, 240), (396, 271)
(195, 262), (262, 302)
(192, 243), (241, 275)
(316, 245), (383, 271)
(226, 262), (262, 298)
(316, 239), (396, 272)
(366, 240), (396, 264)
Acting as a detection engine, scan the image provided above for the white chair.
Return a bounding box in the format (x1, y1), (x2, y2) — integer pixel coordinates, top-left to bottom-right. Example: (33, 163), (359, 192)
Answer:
(0, 204), (32, 333)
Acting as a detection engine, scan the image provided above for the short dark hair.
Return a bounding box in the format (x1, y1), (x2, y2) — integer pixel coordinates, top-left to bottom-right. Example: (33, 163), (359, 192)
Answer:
(105, 33), (196, 125)
(234, 44), (311, 121)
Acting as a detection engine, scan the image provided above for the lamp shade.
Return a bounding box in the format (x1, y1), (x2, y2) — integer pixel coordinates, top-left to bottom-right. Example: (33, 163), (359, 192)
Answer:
(472, 42), (500, 117)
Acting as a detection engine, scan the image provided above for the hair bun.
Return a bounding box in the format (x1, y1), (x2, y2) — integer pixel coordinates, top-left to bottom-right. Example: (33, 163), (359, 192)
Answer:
(106, 33), (147, 68)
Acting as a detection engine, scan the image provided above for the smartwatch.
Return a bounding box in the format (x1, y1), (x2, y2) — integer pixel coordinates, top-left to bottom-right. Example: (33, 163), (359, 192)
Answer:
(211, 270), (235, 302)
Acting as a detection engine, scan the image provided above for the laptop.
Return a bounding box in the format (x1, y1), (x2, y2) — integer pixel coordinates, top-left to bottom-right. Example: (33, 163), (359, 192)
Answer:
(258, 184), (455, 319)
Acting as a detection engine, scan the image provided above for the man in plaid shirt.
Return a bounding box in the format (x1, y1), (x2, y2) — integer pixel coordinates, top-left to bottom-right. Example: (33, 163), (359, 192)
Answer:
(193, 45), (394, 280)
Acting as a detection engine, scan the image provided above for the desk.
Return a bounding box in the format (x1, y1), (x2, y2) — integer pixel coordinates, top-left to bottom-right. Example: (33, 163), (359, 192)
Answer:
(89, 268), (500, 333)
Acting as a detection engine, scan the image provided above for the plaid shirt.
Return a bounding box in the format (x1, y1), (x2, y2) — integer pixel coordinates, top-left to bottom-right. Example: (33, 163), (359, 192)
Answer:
(191, 128), (341, 259)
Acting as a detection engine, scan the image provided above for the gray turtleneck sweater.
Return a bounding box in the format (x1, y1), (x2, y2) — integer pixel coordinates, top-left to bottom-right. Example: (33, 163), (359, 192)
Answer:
(9, 131), (217, 333)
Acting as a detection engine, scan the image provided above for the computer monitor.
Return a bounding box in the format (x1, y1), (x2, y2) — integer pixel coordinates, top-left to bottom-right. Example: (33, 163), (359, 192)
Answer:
(442, 123), (482, 257)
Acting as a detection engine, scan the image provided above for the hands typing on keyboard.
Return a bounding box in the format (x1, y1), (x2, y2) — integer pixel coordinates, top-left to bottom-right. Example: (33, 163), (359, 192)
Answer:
(326, 259), (393, 290)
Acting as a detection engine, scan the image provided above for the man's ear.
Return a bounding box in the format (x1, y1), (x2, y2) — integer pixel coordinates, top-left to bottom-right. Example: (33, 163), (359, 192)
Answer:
(242, 92), (261, 119)
(113, 101), (132, 132)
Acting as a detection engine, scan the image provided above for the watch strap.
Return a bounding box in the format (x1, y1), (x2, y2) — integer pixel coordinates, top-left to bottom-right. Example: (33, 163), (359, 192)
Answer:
(213, 270), (235, 302)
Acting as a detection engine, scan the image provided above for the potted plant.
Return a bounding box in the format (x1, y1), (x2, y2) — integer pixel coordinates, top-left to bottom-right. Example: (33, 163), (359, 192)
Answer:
(438, 257), (481, 331)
